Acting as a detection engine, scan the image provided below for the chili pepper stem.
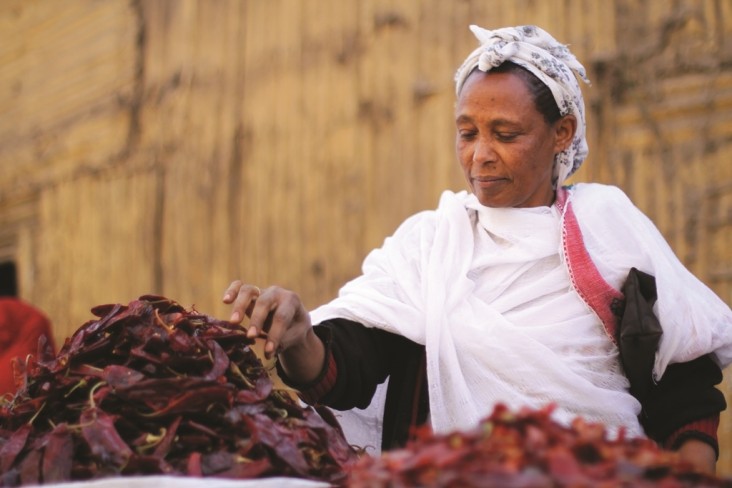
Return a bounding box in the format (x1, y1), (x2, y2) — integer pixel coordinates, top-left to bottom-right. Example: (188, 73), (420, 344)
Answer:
(26, 400), (46, 426)
(88, 381), (107, 409)
(154, 308), (175, 333)
(64, 379), (88, 398)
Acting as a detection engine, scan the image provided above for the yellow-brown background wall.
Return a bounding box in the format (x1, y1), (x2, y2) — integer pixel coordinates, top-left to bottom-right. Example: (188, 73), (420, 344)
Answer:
(2, 0), (732, 472)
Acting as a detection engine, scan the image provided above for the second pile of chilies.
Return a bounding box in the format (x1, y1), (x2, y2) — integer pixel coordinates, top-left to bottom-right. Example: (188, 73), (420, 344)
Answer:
(347, 404), (732, 488)
(0, 296), (356, 486)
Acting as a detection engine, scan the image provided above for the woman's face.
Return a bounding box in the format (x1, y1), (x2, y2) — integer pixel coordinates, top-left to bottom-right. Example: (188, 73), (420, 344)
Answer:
(455, 70), (575, 208)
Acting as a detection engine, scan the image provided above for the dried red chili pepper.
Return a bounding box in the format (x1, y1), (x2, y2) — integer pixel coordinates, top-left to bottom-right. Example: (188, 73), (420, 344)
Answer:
(151, 416), (181, 459)
(346, 404), (732, 488)
(80, 407), (134, 472)
(0, 425), (29, 473)
(40, 423), (72, 483)
(0, 296), (356, 486)
(17, 445), (40, 486)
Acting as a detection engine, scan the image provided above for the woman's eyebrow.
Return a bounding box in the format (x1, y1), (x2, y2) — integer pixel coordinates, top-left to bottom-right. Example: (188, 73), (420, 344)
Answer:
(455, 114), (521, 128)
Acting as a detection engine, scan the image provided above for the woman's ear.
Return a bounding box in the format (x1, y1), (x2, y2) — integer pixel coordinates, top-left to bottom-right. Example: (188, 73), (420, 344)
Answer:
(554, 114), (577, 153)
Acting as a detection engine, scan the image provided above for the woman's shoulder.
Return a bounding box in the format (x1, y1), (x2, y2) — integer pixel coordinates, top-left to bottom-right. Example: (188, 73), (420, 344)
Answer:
(568, 182), (628, 199)
(396, 190), (473, 227)
(568, 182), (636, 212)
(381, 190), (474, 251)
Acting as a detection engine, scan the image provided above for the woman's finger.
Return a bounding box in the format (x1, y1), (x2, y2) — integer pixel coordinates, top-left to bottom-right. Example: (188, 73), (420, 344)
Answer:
(261, 305), (296, 359)
(222, 280), (243, 303)
(227, 282), (262, 323)
(247, 288), (277, 337)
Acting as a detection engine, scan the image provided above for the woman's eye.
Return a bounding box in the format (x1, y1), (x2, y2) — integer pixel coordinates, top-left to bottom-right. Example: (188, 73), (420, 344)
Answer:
(496, 132), (519, 142)
(458, 130), (477, 140)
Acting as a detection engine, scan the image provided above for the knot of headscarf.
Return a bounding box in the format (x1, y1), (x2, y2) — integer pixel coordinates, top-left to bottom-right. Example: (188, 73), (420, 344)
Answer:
(454, 25), (591, 186)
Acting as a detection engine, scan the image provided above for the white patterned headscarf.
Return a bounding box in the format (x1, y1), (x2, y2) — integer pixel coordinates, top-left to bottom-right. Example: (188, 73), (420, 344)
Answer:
(454, 25), (591, 186)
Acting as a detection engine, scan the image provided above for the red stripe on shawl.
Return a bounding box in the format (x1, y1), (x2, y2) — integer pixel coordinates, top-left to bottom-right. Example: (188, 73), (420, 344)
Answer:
(555, 187), (622, 345)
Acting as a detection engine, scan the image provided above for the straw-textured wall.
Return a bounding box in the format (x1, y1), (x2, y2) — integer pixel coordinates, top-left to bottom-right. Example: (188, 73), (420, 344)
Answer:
(2, 0), (732, 472)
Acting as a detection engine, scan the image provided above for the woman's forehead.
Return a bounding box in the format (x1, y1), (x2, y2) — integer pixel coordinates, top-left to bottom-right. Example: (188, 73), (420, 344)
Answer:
(461, 69), (531, 95)
(455, 71), (537, 118)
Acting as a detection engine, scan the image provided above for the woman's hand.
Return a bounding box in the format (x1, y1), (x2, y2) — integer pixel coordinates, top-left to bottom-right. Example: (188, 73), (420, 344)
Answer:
(676, 438), (716, 475)
(222, 280), (325, 383)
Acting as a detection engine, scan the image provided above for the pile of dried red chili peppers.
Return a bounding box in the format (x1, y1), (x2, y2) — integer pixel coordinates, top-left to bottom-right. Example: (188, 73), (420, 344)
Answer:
(3, 295), (731, 488)
(0, 296), (356, 486)
(347, 404), (731, 488)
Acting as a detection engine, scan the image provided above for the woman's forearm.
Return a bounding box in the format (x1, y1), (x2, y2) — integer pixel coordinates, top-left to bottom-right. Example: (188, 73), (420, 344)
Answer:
(276, 327), (326, 384)
(677, 439), (716, 475)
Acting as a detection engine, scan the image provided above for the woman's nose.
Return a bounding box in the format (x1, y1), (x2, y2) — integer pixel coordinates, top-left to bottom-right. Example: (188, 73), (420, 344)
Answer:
(472, 136), (495, 164)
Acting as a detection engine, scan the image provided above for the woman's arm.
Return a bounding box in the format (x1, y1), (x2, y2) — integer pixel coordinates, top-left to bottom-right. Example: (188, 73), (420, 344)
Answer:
(277, 319), (395, 410)
(677, 438), (716, 475)
(223, 282), (396, 409)
(638, 355), (725, 475)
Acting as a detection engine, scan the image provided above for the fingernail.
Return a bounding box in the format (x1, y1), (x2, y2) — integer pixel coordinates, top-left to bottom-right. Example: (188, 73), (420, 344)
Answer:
(247, 326), (257, 338)
(230, 311), (240, 323)
(223, 293), (230, 302)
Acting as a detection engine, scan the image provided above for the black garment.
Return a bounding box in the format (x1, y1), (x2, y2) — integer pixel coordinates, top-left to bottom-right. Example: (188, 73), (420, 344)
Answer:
(285, 318), (725, 453)
(617, 268), (726, 454)
(307, 319), (428, 451)
(643, 355), (725, 451)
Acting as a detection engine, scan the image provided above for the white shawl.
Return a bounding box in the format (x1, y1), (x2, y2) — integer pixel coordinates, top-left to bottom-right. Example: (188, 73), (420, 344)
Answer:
(310, 183), (732, 453)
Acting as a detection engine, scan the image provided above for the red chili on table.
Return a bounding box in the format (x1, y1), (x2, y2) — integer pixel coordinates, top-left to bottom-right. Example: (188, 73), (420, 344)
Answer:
(346, 404), (732, 488)
(0, 296), (356, 486)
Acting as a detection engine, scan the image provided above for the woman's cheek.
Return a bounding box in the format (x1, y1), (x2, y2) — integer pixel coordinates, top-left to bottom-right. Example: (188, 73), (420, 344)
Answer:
(455, 141), (472, 168)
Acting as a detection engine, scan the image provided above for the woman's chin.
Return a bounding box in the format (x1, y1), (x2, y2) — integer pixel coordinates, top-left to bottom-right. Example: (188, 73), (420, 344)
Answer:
(472, 189), (504, 208)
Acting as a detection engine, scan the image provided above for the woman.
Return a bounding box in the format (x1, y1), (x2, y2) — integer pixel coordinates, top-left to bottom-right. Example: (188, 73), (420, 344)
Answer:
(223, 25), (732, 474)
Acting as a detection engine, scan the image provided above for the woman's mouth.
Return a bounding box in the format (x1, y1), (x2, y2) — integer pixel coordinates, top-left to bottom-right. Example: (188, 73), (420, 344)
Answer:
(472, 175), (507, 189)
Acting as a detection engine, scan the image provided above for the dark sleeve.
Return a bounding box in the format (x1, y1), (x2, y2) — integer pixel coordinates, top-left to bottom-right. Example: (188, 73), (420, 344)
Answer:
(317, 319), (399, 410)
(276, 318), (428, 451)
(640, 354), (726, 456)
(276, 318), (402, 410)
